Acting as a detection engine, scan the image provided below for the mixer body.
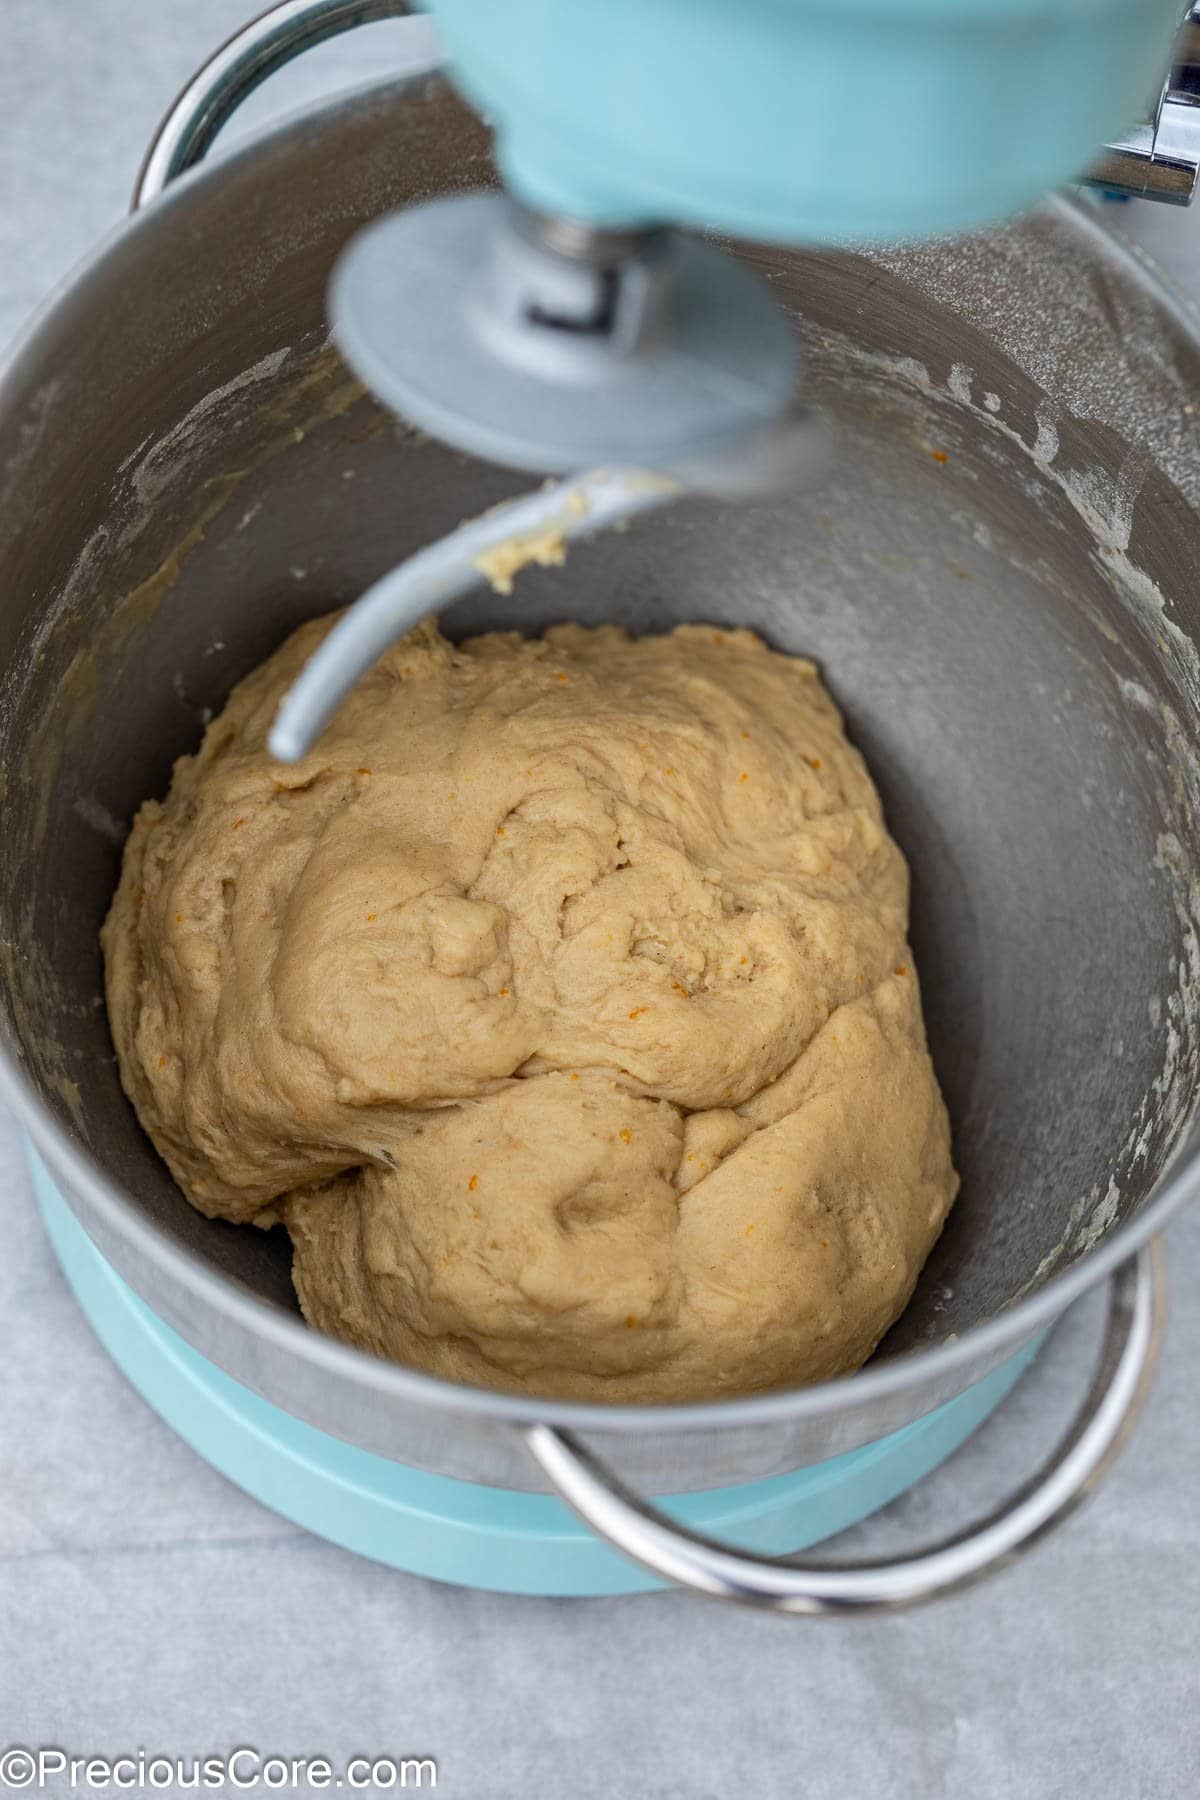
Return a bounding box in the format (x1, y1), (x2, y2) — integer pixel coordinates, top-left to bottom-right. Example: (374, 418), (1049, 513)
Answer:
(0, 76), (1197, 1506)
(433, 0), (1187, 236)
(131, 1), (1200, 506)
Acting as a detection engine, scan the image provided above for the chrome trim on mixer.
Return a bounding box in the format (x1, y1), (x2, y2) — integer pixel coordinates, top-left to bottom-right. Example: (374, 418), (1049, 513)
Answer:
(133, 0), (417, 210)
(1088, 3), (1200, 203)
(524, 1242), (1166, 1610)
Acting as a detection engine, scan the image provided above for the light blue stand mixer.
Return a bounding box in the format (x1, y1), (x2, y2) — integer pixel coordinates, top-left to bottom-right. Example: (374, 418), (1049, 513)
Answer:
(26, 0), (1194, 1603)
(139, 0), (1200, 764)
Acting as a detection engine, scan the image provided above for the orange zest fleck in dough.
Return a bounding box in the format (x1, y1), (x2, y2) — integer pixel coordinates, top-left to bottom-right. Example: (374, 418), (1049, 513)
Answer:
(619, 1127), (633, 1144)
(895, 964), (908, 977)
(930, 448), (949, 464)
(233, 817), (245, 829)
(468, 1174), (479, 1192)
(628, 1007), (648, 1020)
(356, 767), (372, 776)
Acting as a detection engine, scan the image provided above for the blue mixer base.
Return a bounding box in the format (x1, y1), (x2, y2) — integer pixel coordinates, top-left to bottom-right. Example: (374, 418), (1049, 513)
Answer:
(33, 1156), (1041, 1596)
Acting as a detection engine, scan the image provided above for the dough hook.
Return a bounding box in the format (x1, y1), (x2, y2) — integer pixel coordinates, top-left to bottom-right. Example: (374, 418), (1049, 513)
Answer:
(268, 184), (832, 762)
(267, 466), (677, 763)
(268, 421), (827, 764)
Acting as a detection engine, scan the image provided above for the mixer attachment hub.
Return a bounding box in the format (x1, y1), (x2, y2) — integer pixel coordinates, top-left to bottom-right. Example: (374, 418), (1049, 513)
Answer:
(329, 190), (827, 490)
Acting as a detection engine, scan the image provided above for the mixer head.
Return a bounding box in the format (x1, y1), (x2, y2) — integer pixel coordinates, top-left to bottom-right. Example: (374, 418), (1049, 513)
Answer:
(323, 0), (1197, 481)
(329, 190), (829, 494)
(295, 0), (1190, 757)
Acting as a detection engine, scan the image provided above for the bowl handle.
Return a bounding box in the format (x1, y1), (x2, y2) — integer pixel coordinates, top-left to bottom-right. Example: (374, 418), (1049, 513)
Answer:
(132, 0), (420, 211)
(524, 1240), (1166, 1612)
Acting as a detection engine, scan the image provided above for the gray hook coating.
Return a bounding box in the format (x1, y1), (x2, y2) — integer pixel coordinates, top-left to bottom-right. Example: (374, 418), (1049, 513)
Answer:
(267, 467), (679, 762)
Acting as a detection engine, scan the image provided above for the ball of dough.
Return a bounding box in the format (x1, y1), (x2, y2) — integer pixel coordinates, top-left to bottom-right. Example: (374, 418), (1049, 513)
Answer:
(103, 616), (958, 1401)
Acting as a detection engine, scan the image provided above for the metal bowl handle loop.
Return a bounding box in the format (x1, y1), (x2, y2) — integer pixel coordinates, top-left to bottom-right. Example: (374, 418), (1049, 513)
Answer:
(134, 0), (416, 211)
(525, 1241), (1165, 1613)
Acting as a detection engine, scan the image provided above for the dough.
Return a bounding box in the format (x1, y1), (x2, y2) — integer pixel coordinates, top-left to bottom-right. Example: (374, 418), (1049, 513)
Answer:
(103, 616), (958, 1401)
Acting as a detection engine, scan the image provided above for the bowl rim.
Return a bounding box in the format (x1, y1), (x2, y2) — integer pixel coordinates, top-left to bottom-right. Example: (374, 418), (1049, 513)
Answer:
(1, 81), (1198, 1436)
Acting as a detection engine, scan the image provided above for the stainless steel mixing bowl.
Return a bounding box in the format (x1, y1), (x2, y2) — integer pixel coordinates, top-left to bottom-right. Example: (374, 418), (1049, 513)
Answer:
(0, 12), (1197, 1609)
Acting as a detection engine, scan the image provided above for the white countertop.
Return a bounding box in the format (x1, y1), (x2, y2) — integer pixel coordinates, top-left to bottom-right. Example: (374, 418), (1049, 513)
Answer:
(1, 5), (1198, 1794)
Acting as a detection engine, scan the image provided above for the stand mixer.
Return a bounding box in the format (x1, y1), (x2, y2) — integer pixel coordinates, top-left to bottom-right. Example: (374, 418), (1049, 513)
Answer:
(137, 0), (1200, 762)
(4, 0), (1199, 1606)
